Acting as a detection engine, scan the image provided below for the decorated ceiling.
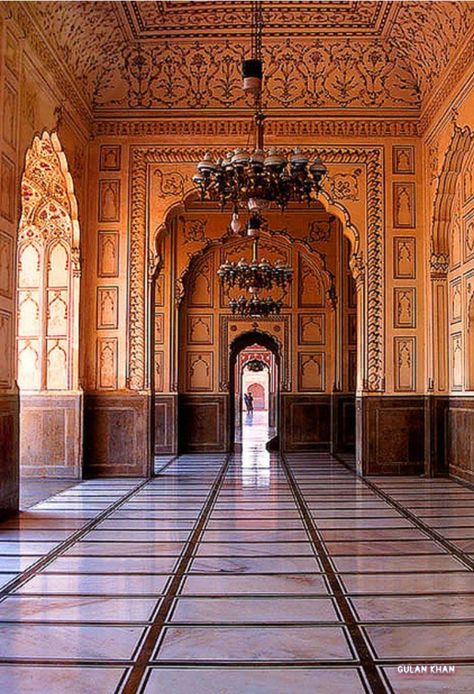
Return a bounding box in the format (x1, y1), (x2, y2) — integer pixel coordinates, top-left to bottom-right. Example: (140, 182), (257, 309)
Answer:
(8, 0), (474, 115)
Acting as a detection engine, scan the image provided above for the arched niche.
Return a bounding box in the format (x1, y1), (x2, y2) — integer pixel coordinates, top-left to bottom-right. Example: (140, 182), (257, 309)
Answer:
(16, 130), (82, 478)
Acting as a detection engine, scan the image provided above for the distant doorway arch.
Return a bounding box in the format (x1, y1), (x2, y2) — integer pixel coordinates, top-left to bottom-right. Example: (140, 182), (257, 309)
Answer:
(229, 330), (280, 450)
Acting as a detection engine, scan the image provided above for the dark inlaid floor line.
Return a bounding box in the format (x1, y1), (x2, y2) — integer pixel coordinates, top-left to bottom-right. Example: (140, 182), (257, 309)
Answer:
(334, 455), (474, 572)
(281, 454), (389, 694)
(0, 479), (150, 600)
(121, 453), (232, 694)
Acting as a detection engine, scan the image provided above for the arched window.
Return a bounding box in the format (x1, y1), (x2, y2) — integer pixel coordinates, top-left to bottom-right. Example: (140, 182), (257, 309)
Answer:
(17, 131), (80, 392)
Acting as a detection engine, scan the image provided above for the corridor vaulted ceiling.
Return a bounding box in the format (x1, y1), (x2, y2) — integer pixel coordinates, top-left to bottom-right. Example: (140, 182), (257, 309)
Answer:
(10, 0), (474, 117)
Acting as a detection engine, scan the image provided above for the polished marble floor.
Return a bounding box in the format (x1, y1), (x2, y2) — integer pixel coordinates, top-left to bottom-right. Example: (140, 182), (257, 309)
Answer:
(0, 420), (473, 692)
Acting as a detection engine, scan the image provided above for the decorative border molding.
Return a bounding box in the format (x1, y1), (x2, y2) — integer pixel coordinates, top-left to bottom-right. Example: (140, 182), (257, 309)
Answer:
(94, 118), (419, 139)
(128, 145), (384, 393)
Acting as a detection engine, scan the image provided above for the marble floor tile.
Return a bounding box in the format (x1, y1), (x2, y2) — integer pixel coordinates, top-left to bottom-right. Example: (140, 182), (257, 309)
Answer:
(181, 574), (329, 595)
(383, 665), (474, 693)
(64, 541), (185, 556)
(0, 594), (157, 622)
(0, 530), (72, 541)
(206, 518), (305, 530)
(201, 529), (309, 542)
(190, 556), (320, 574)
(143, 667), (366, 693)
(0, 624), (144, 660)
(45, 555), (178, 574)
(366, 624), (474, 659)
(324, 540), (445, 555)
(84, 529), (191, 541)
(333, 554), (465, 573)
(170, 596), (338, 623)
(320, 528), (427, 541)
(0, 556), (41, 572)
(96, 518), (196, 530)
(342, 572), (474, 594)
(195, 542), (314, 556)
(352, 594), (474, 622)
(0, 574), (17, 588)
(154, 625), (353, 661)
(0, 666), (126, 694)
(16, 572), (171, 595)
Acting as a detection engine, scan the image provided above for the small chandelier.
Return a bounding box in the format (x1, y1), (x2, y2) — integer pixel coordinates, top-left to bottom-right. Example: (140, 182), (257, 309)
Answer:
(246, 358), (267, 372)
(192, 2), (327, 212)
(219, 213), (292, 317)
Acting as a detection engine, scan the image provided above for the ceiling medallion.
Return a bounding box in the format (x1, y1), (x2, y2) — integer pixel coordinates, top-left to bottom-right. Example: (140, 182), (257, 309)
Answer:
(193, 1), (328, 213)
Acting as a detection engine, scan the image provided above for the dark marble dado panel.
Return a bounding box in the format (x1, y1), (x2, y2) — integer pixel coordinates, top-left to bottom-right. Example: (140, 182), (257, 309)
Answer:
(281, 394), (331, 452)
(154, 394), (177, 455)
(178, 395), (228, 453)
(424, 395), (449, 477)
(84, 393), (150, 477)
(331, 393), (355, 454)
(0, 393), (19, 517)
(357, 396), (424, 475)
(447, 398), (474, 484)
(20, 393), (83, 478)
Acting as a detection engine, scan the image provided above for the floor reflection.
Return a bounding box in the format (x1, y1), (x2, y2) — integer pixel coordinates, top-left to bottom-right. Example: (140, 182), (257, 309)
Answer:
(236, 410), (275, 487)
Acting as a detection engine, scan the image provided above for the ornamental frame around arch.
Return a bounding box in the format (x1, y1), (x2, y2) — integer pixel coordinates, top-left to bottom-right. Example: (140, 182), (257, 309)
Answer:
(431, 125), (474, 266)
(128, 144), (384, 392)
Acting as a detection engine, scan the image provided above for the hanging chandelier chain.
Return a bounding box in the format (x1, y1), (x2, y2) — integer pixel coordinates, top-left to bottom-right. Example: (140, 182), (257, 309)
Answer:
(253, 0), (264, 63)
(191, 0), (327, 317)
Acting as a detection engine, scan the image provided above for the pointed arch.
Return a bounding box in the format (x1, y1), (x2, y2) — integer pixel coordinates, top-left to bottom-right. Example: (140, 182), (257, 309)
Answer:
(17, 130), (81, 392)
(432, 125), (474, 260)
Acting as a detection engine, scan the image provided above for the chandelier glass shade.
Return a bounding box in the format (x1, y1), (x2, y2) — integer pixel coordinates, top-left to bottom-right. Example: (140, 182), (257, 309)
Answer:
(217, 255), (292, 292)
(228, 294), (284, 317)
(220, 228), (292, 317)
(245, 358), (267, 372)
(192, 2), (327, 213)
(193, 147), (327, 212)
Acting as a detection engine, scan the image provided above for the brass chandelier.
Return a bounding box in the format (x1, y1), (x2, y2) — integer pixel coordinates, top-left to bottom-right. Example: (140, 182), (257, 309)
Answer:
(193, 1), (331, 317)
(246, 358), (268, 372)
(221, 213), (291, 317)
(192, 3), (328, 212)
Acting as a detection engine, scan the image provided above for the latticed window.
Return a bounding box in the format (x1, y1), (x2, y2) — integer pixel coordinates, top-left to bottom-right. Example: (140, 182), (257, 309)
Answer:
(17, 132), (80, 391)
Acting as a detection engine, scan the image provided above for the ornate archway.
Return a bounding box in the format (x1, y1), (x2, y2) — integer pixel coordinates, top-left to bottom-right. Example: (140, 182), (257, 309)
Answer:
(128, 144), (384, 399)
(17, 131), (82, 477)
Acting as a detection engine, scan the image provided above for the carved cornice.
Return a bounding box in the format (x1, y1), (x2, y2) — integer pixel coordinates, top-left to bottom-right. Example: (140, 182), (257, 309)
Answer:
(128, 144), (384, 393)
(2, 3), (92, 129)
(93, 118), (420, 139)
(420, 34), (474, 136)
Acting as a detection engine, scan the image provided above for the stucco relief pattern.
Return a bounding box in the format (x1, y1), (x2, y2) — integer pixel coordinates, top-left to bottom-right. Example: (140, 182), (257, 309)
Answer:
(128, 145), (384, 393)
(16, 1), (474, 114)
(107, 39), (418, 111)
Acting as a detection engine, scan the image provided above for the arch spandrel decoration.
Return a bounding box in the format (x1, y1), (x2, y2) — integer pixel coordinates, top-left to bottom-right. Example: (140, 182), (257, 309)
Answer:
(128, 145), (383, 392)
(17, 131), (81, 392)
(431, 125), (474, 272)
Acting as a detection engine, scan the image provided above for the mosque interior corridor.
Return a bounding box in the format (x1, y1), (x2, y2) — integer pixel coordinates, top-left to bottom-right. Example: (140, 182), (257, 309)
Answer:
(0, 419), (473, 693)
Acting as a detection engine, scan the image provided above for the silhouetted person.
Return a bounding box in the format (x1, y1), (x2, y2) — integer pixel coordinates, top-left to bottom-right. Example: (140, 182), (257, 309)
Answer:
(244, 391), (254, 413)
